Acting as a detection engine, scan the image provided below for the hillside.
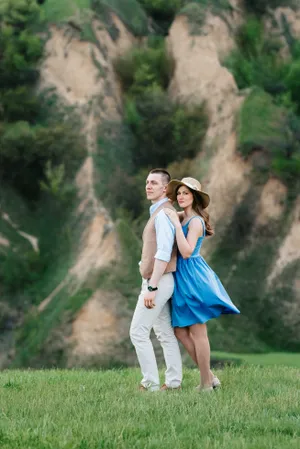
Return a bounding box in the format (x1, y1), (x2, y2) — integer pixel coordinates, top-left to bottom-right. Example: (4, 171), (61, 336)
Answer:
(0, 365), (299, 449)
(0, 0), (300, 368)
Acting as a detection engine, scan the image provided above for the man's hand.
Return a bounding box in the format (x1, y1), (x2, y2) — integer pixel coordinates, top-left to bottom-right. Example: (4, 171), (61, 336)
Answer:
(144, 290), (156, 309)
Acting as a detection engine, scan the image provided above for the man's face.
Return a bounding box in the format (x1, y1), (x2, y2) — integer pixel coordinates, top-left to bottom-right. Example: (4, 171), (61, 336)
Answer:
(145, 173), (167, 203)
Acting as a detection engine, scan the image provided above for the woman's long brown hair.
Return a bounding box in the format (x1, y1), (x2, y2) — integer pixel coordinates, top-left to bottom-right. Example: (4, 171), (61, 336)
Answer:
(192, 191), (214, 237)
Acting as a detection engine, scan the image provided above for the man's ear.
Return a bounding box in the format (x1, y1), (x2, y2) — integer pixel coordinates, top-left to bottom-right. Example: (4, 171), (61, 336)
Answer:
(163, 185), (167, 193)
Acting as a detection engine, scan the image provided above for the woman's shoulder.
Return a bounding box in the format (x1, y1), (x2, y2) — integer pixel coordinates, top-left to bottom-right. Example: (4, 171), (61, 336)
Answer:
(186, 216), (205, 235)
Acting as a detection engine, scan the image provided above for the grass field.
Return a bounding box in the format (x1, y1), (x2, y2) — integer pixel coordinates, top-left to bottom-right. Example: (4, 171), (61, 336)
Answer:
(212, 351), (300, 368)
(0, 365), (299, 449)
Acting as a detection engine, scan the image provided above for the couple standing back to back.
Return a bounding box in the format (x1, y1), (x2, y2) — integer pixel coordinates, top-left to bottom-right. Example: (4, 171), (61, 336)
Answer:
(129, 168), (240, 392)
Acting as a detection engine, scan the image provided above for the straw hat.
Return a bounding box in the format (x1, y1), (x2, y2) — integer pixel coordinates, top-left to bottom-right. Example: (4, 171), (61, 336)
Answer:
(166, 177), (210, 209)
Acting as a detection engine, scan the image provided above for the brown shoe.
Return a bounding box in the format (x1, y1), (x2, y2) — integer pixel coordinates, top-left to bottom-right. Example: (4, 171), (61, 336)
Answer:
(139, 385), (148, 392)
(160, 383), (181, 392)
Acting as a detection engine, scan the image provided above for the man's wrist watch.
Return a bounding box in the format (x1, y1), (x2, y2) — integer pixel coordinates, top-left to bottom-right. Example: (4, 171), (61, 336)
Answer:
(147, 285), (158, 292)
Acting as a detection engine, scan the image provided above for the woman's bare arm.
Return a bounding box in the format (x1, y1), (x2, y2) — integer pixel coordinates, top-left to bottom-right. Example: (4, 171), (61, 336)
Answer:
(174, 219), (203, 259)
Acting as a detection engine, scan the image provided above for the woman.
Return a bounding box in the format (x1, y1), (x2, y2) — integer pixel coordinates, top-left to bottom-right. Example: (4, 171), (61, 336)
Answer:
(165, 177), (240, 392)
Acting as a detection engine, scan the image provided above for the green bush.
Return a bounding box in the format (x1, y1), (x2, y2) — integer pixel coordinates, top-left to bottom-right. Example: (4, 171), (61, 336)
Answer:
(193, 0), (232, 9)
(114, 38), (175, 95)
(0, 113), (85, 199)
(259, 260), (300, 351)
(139, 0), (182, 15)
(0, 249), (45, 293)
(178, 0), (232, 35)
(0, 0), (41, 25)
(225, 19), (288, 94)
(126, 89), (207, 168)
(178, 3), (206, 35)
(243, 0), (298, 15)
(286, 59), (300, 114)
(272, 155), (300, 181)
(0, 1), (43, 88)
(238, 89), (287, 157)
(138, 0), (182, 34)
(0, 1), (86, 306)
(91, 0), (149, 36)
(0, 86), (40, 122)
(238, 89), (300, 182)
(292, 41), (300, 59)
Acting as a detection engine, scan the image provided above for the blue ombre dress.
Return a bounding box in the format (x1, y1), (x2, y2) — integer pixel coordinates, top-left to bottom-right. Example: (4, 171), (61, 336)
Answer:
(172, 216), (240, 327)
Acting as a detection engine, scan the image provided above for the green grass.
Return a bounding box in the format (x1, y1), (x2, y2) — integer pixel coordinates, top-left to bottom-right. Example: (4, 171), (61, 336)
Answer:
(13, 284), (93, 368)
(0, 366), (299, 448)
(212, 351), (300, 368)
(41, 0), (91, 23)
(238, 89), (286, 157)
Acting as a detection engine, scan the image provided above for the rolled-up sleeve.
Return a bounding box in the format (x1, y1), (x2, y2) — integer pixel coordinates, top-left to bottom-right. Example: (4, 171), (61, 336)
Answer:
(154, 210), (175, 262)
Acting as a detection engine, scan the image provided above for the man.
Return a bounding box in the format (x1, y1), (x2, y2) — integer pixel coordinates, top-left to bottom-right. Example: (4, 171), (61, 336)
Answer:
(130, 168), (182, 392)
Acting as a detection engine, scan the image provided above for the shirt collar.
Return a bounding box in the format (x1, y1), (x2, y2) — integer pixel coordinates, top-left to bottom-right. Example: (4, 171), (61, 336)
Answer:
(150, 197), (169, 216)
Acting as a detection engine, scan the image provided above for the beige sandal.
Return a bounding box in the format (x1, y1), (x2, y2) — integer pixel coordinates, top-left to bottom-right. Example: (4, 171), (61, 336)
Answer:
(196, 376), (221, 391)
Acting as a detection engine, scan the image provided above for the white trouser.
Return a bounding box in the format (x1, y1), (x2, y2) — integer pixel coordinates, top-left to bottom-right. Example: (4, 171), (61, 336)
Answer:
(130, 273), (182, 391)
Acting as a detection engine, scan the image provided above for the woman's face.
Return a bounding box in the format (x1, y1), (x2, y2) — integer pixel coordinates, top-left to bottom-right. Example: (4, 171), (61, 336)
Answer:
(177, 186), (194, 208)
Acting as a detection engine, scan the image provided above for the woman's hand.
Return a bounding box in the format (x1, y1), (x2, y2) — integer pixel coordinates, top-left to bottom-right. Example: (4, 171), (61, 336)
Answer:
(164, 209), (180, 227)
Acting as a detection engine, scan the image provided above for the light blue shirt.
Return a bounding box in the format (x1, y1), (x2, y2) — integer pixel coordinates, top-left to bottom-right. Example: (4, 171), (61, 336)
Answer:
(150, 198), (175, 263)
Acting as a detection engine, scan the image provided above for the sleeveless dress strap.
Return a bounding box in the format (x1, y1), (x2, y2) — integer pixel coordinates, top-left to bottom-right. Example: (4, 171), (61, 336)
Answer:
(186, 216), (206, 237)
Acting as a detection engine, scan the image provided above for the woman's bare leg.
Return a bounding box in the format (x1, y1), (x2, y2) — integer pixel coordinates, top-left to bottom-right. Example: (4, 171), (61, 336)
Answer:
(174, 327), (197, 364)
(175, 326), (214, 383)
(189, 323), (212, 388)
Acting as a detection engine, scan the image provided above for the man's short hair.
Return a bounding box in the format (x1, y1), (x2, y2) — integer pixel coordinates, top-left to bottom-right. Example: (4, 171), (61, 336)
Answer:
(149, 168), (171, 185)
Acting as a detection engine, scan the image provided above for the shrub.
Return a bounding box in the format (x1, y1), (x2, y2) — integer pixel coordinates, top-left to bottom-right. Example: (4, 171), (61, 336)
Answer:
(91, 0), (149, 36)
(0, 1), (86, 304)
(243, 1), (298, 15)
(138, 0), (182, 34)
(0, 0), (41, 26)
(0, 3), (43, 88)
(0, 86), (40, 122)
(0, 1), (86, 201)
(0, 249), (45, 293)
(40, 161), (76, 203)
(114, 38), (175, 95)
(0, 114), (85, 200)
(286, 59), (300, 114)
(272, 155), (300, 181)
(292, 41), (300, 59)
(225, 19), (288, 94)
(139, 0), (182, 15)
(238, 89), (287, 156)
(178, 0), (232, 35)
(178, 3), (206, 35)
(126, 89), (207, 168)
(238, 89), (300, 182)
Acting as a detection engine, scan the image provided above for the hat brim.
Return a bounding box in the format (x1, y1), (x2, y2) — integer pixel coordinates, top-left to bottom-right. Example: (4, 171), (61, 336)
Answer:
(166, 179), (210, 209)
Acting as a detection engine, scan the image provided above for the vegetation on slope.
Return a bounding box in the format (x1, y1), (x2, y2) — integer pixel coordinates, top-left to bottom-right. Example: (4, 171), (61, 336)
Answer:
(1, 0), (300, 368)
(93, 2), (300, 357)
(95, 37), (208, 221)
(0, 1), (86, 336)
(225, 17), (300, 186)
